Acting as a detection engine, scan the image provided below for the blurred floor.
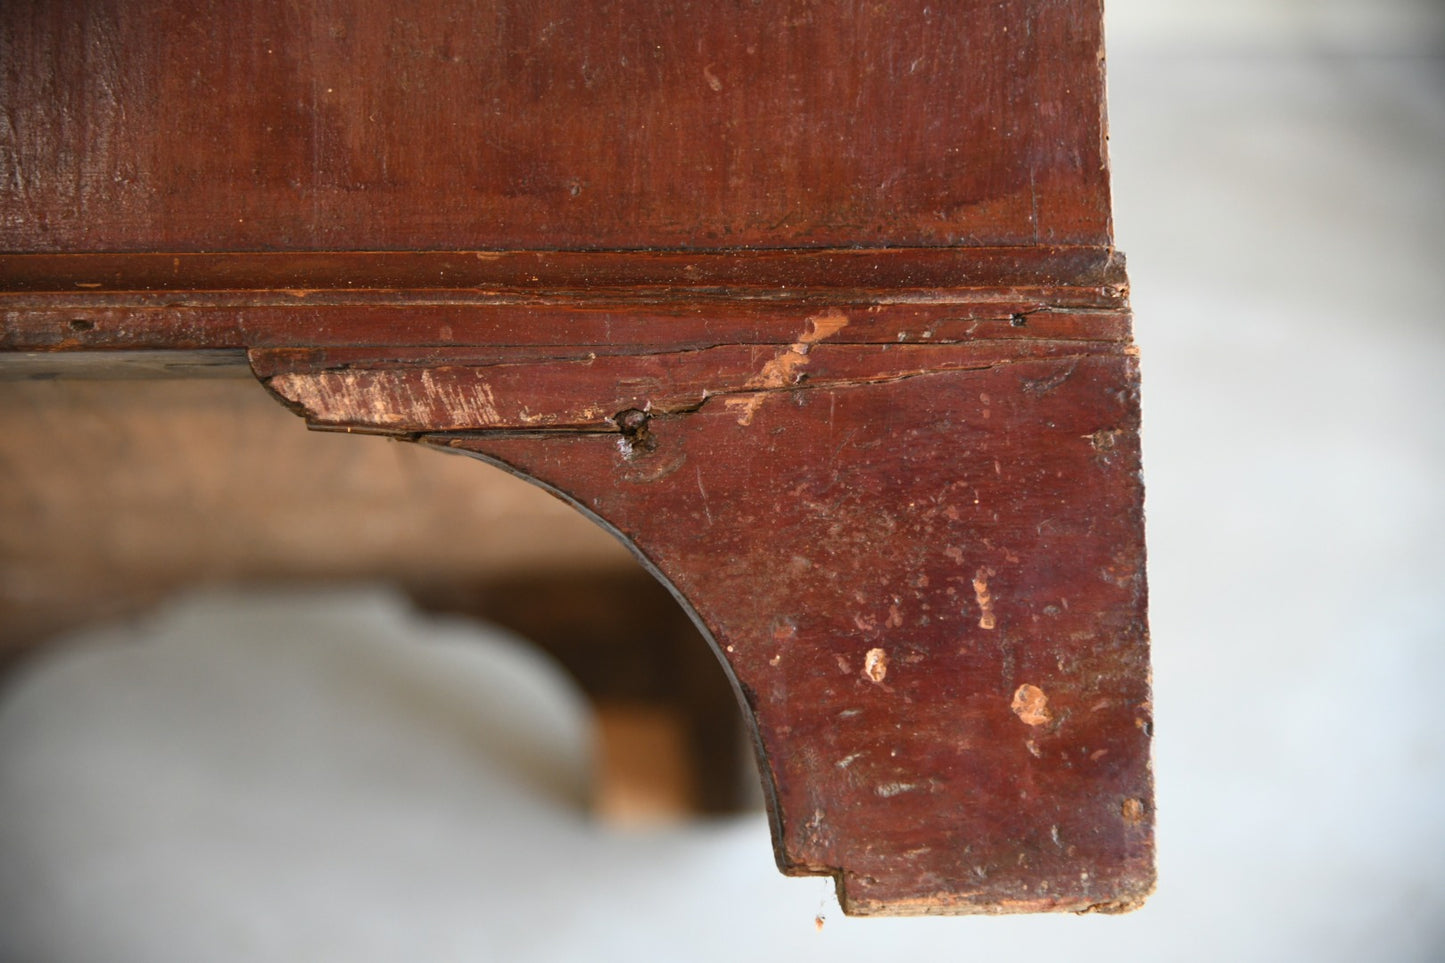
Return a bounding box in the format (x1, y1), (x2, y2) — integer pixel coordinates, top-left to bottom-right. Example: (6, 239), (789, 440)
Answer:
(1113, 48), (1445, 960)
(2, 36), (1444, 963)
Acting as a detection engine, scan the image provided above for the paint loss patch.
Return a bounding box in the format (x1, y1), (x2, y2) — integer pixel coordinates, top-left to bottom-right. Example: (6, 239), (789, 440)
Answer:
(1011, 683), (1052, 726)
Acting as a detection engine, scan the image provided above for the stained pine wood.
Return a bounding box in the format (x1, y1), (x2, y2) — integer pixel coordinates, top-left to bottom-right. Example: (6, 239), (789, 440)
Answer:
(0, 0), (1152, 915)
(2, 0), (1110, 251)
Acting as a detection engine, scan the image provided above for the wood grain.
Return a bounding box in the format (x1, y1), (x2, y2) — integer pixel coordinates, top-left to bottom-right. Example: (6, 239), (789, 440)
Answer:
(0, 0), (1151, 915)
(1, 0), (1110, 252)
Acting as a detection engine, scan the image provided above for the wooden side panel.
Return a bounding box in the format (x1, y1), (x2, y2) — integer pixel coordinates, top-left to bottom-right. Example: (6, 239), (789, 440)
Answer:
(0, 0), (1110, 252)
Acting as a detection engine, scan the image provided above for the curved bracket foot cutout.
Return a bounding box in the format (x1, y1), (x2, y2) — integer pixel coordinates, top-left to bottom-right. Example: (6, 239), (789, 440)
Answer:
(253, 318), (1154, 915)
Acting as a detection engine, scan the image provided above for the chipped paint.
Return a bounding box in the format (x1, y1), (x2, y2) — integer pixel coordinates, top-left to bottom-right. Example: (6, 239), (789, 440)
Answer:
(270, 370), (401, 427)
(1011, 684), (1052, 726)
(725, 308), (849, 424)
(863, 647), (889, 683)
(270, 368), (503, 429)
(973, 567), (996, 629)
(1121, 798), (1145, 825)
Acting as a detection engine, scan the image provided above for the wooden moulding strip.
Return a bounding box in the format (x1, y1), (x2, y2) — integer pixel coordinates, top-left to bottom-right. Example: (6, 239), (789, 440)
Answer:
(0, 247), (1126, 296)
(0, 247), (1130, 355)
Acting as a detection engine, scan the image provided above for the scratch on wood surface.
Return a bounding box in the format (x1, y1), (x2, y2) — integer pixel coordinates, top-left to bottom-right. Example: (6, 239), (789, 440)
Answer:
(694, 464), (714, 525)
(420, 368), (501, 426)
(972, 567), (996, 629)
(1021, 358), (1079, 396)
(725, 308), (849, 425)
(269, 368), (511, 428)
(268, 370), (399, 426)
